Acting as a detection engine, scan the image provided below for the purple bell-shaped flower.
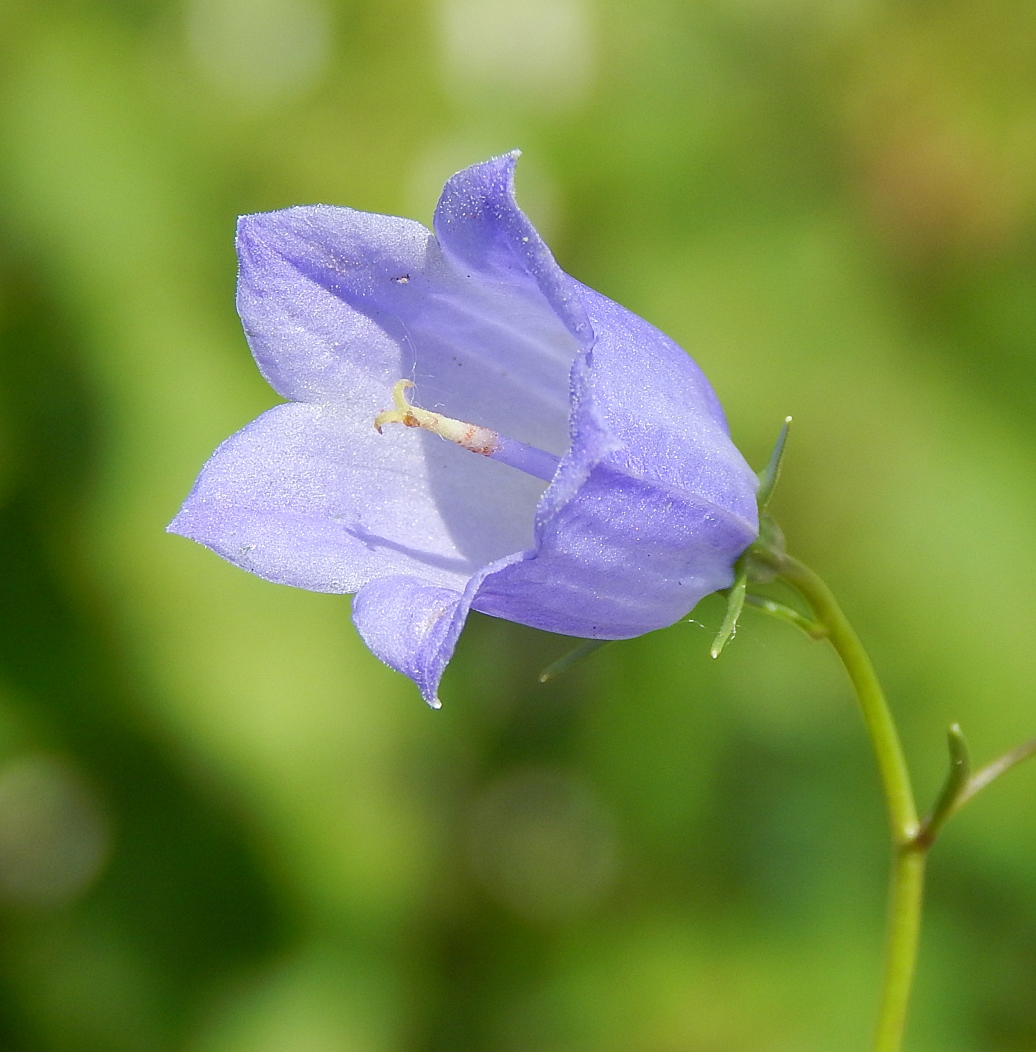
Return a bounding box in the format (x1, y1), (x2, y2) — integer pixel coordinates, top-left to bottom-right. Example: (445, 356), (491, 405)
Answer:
(169, 153), (759, 706)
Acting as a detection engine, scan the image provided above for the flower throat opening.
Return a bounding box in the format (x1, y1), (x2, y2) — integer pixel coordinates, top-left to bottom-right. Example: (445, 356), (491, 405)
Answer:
(374, 380), (560, 483)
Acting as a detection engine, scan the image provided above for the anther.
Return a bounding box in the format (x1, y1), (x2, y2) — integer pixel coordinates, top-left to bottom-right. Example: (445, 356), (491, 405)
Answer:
(374, 380), (499, 454)
(374, 379), (561, 483)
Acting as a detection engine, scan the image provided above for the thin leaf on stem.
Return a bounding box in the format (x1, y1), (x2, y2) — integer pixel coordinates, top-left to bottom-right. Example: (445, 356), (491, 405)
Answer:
(917, 728), (1036, 847)
(955, 736), (1036, 813)
(917, 724), (971, 847)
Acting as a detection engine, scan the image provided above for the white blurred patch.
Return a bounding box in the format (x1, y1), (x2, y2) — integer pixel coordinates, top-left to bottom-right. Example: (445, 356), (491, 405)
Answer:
(406, 140), (562, 241)
(466, 767), (618, 924)
(186, 0), (332, 104)
(436, 0), (596, 110)
(0, 754), (111, 906)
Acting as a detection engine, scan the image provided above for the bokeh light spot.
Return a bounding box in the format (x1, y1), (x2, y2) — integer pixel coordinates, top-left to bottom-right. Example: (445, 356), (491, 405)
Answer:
(0, 754), (111, 907)
(435, 0), (595, 110)
(466, 767), (618, 924)
(186, 0), (333, 105)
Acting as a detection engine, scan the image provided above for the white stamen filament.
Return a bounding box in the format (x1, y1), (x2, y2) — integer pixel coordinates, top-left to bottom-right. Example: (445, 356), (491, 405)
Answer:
(374, 380), (499, 456)
(374, 379), (561, 483)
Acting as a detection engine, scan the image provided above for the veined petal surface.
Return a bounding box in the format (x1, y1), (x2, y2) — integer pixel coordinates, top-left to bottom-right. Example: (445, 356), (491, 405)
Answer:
(351, 575), (469, 708)
(168, 400), (546, 593)
(472, 288), (758, 637)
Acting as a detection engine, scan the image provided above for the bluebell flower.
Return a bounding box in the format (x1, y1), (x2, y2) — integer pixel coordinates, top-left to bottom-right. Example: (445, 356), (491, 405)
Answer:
(169, 153), (759, 706)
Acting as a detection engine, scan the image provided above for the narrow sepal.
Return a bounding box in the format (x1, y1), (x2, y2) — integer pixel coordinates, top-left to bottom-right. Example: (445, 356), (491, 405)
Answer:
(711, 559), (748, 658)
(743, 593), (827, 639)
(539, 639), (611, 683)
(756, 416), (792, 511)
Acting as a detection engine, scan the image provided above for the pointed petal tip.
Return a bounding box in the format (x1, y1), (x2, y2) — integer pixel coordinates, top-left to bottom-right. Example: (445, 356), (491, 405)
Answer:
(483, 147), (521, 165)
(235, 206), (310, 250)
(166, 502), (204, 541)
(165, 510), (211, 548)
(441, 150), (523, 198)
(235, 211), (261, 240)
(353, 575), (474, 715)
(497, 148), (521, 178)
(235, 208), (295, 253)
(235, 211), (268, 261)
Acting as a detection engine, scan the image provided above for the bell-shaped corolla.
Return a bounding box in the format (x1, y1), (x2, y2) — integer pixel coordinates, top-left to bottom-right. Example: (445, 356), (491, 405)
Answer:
(169, 153), (759, 706)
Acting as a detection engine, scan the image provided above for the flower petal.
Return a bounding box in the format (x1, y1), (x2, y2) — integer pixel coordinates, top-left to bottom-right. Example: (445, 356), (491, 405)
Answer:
(351, 557), (525, 707)
(472, 286), (759, 637)
(576, 284), (755, 511)
(237, 182), (582, 457)
(352, 576), (469, 708)
(433, 151), (592, 345)
(236, 207), (429, 404)
(168, 401), (546, 593)
(473, 463), (754, 637)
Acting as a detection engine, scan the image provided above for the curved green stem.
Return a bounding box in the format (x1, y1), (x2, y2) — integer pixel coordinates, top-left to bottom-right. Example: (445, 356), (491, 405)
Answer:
(774, 553), (922, 1052)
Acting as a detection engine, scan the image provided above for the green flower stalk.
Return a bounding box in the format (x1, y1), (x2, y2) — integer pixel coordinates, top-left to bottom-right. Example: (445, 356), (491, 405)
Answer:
(731, 422), (1036, 1052)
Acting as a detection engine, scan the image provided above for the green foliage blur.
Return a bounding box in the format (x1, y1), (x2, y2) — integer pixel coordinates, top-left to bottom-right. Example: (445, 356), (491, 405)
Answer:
(1, 0), (1035, 1048)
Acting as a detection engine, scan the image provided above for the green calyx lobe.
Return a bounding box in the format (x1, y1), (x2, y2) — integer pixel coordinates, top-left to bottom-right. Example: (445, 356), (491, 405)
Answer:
(711, 418), (795, 657)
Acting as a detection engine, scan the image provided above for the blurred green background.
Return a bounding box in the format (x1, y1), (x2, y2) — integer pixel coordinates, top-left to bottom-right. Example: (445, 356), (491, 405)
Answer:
(1, 0), (1035, 1049)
